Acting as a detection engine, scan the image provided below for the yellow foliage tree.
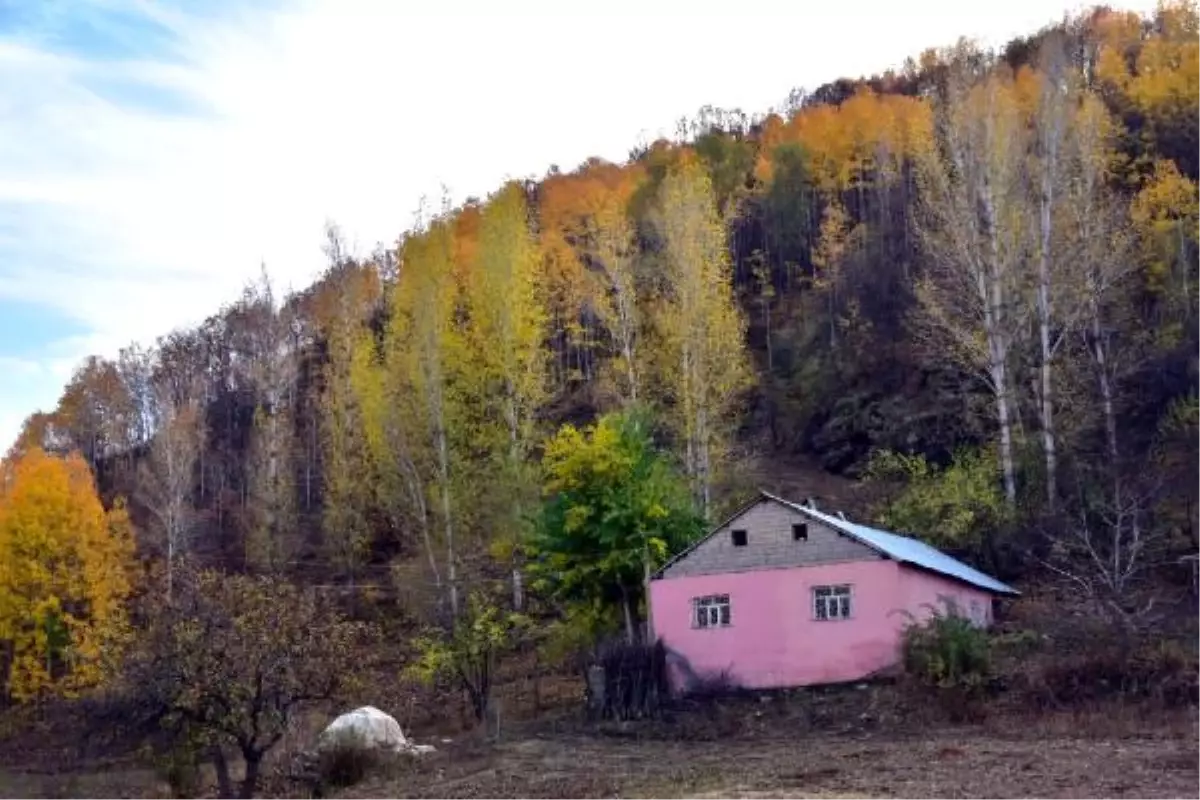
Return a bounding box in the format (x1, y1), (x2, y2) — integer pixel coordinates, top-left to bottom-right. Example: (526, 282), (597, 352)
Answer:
(649, 161), (753, 519)
(0, 448), (134, 701)
(1131, 157), (1199, 333)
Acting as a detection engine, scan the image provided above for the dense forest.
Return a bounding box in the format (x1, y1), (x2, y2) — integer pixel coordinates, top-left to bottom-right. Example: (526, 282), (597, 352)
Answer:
(0, 5), (1196, 785)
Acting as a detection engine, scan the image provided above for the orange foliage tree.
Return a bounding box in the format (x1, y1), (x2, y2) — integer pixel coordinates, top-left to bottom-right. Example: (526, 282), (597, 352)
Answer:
(0, 448), (135, 701)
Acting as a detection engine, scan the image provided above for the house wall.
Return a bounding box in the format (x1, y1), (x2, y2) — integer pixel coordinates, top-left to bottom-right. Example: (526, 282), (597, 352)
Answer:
(660, 498), (878, 579)
(895, 565), (996, 628)
(650, 560), (997, 692)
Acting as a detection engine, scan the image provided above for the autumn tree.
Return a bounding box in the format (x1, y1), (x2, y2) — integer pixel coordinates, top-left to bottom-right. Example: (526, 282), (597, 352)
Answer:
(913, 64), (1028, 504)
(457, 183), (550, 604)
(316, 229), (381, 585)
(811, 199), (861, 349)
(0, 448), (135, 701)
(384, 208), (465, 616)
(55, 356), (135, 472)
(649, 160), (752, 517)
(123, 566), (370, 798)
(540, 161), (647, 404)
(1131, 158), (1199, 340)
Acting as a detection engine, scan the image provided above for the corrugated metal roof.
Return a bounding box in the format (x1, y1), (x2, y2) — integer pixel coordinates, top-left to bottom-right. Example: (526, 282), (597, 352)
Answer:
(762, 491), (1019, 596)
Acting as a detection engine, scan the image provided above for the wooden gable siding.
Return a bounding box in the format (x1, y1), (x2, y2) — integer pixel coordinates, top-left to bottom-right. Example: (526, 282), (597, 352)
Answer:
(660, 498), (880, 579)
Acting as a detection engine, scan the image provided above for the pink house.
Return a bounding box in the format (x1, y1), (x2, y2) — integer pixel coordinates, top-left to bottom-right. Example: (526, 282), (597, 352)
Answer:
(648, 491), (1018, 691)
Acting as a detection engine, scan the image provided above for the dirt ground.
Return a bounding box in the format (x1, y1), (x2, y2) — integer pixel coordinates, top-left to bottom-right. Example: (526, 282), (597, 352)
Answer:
(344, 730), (1197, 799)
(331, 707), (1199, 800)
(1, 689), (1196, 799)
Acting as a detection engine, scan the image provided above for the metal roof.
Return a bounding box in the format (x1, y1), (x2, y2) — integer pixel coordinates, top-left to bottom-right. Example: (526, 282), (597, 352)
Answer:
(762, 491), (1019, 596)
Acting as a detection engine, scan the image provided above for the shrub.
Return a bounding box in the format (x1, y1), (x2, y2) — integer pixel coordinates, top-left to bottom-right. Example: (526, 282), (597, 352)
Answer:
(1026, 634), (1199, 707)
(899, 601), (992, 720)
(154, 742), (202, 799)
(314, 732), (386, 794)
(405, 591), (530, 724)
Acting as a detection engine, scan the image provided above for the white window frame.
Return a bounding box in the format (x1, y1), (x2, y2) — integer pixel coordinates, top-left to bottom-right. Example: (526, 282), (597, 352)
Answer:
(692, 594), (731, 629)
(812, 584), (852, 621)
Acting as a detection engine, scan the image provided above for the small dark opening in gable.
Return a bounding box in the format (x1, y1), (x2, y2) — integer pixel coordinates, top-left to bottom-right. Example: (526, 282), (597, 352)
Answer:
(793, 523), (809, 541)
(731, 529), (748, 547)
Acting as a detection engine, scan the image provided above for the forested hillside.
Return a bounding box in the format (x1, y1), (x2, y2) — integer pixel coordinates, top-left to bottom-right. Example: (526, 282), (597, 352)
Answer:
(2, 1), (1197, 723)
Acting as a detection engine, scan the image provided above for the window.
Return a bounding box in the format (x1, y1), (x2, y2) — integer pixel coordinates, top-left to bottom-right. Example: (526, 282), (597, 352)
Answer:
(812, 585), (852, 620)
(793, 523), (809, 541)
(969, 600), (986, 627)
(693, 594), (731, 628)
(731, 529), (748, 547)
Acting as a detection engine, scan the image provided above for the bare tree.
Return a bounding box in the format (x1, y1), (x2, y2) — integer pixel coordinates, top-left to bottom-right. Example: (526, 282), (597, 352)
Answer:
(138, 377), (205, 598)
(240, 268), (301, 573)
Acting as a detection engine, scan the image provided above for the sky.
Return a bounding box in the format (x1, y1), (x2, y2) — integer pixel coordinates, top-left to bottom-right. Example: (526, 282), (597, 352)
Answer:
(0, 0), (1158, 454)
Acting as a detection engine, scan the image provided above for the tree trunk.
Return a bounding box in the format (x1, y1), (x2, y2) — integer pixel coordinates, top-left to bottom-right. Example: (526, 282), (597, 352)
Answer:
(979, 182), (1017, 505)
(1037, 138), (1058, 510)
(1090, 307), (1119, 466)
(435, 416), (458, 618)
(621, 587), (637, 645)
(1180, 208), (1192, 322)
(239, 750), (261, 799)
(210, 746), (234, 800)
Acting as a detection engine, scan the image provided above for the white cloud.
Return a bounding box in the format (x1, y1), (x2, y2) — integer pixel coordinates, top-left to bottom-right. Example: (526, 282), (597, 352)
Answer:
(0, 0), (1158, 453)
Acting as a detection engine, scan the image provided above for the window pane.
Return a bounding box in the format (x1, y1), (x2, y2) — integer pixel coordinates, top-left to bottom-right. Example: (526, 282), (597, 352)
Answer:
(815, 598), (827, 620)
(839, 596), (851, 618)
(696, 606), (707, 627)
(814, 587), (830, 598)
(720, 604), (730, 625)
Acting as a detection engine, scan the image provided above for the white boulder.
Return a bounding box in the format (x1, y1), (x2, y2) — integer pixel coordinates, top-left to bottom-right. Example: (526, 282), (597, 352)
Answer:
(318, 706), (409, 753)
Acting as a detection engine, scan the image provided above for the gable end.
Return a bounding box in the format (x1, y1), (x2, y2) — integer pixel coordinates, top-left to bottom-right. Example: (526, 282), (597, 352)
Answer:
(656, 494), (880, 579)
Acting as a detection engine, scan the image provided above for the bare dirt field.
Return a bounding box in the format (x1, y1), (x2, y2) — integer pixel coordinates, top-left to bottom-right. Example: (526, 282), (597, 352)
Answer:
(2, 726), (1195, 800)
(339, 715), (1198, 799)
(1, 688), (1195, 799)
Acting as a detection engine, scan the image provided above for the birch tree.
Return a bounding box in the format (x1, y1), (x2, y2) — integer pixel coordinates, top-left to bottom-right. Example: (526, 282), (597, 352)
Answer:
(466, 183), (548, 606)
(590, 187), (643, 405)
(650, 160), (752, 518)
(1029, 43), (1071, 509)
(351, 331), (442, 595)
(914, 68), (1028, 504)
(467, 182), (548, 458)
(386, 209), (464, 617)
(138, 376), (205, 598)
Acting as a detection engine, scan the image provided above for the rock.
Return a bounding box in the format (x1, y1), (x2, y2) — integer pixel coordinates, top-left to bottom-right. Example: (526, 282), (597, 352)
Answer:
(319, 706), (408, 753)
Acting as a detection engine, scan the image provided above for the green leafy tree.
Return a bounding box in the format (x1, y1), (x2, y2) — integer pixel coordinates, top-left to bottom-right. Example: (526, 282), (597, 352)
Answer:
(866, 447), (1010, 560)
(527, 409), (705, 643)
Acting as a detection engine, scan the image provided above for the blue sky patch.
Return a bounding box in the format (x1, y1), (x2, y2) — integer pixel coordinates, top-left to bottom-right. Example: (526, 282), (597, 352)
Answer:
(0, 0), (184, 63)
(0, 298), (88, 360)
